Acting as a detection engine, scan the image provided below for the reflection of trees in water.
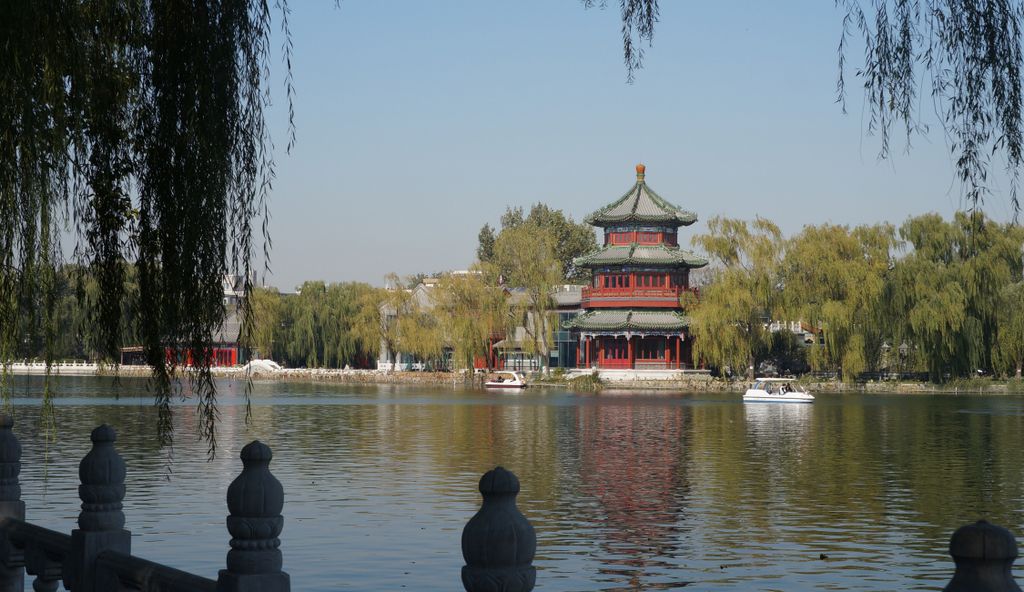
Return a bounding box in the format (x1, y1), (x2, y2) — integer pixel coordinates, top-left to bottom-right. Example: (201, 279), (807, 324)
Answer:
(576, 402), (693, 589)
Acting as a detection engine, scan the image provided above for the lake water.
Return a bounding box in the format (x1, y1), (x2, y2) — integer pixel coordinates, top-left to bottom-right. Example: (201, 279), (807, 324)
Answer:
(4, 375), (1024, 591)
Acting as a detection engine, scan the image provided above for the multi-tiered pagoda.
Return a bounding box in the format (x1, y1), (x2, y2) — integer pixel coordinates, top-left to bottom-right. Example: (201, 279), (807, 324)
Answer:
(567, 164), (708, 370)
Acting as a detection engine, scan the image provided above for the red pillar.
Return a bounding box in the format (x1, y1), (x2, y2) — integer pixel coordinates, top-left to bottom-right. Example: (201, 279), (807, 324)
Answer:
(664, 338), (670, 366)
(676, 336), (681, 369)
(628, 337), (634, 369)
(598, 339), (604, 368)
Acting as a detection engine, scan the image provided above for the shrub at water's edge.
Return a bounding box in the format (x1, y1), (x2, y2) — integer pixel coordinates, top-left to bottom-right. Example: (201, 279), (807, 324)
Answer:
(566, 373), (603, 392)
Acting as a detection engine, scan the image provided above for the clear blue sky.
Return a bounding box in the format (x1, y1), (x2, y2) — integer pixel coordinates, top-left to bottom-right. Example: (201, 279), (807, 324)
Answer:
(260, 1), (1018, 290)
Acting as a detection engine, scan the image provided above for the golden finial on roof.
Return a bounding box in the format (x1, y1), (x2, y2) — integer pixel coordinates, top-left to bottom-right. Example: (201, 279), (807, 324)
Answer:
(636, 163), (646, 181)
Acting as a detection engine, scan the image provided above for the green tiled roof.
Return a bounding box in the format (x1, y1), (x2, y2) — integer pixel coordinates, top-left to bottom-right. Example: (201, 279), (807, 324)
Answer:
(585, 173), (697, 227)
(573, 244), (708, 268)
(564, 310), (690, 331)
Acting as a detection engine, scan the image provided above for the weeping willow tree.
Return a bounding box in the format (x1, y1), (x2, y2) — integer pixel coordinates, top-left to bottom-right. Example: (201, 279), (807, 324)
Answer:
(781, 223), (898, 381)
(689, 217), (783, 379)
(993, 282), (1024, 378)
(593, 0), (1024, 213)
(491, 223), (562, 375)
(432, 270), (508, 373)
(885, 212), (1023, 381)
(1, 1), (291, 454)
(835, 0), (1024, 213)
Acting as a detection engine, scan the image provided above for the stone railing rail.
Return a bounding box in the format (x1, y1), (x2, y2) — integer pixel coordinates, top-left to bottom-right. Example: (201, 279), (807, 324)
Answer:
(0, 416), (1018, 592)
(0, 417), (288, 592)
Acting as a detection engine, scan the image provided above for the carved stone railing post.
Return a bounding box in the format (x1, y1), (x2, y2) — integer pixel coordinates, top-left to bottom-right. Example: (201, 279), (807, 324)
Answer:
(461, 467), (536, 592)
(944, 520), (1021, 592)
(65, 425), (130, 592)
(0, 416), (24, 592)
(217, 440), (290, 592)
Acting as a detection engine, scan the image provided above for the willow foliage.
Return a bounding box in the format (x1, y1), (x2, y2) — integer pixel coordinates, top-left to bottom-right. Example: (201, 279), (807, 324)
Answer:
(993, 282), (1024, 378)
(351, 274), (445, 371)
(433, 271), (507, 372)
(781, 224), (898, 381)
(887, 212), (1024, 381)
(248, 283), (377, 369)
(1, 1), (290, 454)
(690, 217), (783, 379)
(594, 1), (1024, 213)
(836, 1), (1024, 212)
(492, 223), (562, 373)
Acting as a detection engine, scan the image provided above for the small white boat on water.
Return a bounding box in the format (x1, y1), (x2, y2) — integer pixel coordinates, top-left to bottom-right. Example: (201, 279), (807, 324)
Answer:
(484, 371), (528, 389)
(743, 378), (814, 403)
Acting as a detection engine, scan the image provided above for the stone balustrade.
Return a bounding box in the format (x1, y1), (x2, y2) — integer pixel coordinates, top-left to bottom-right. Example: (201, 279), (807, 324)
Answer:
(0, 415), (1019, 591)
(0, 417), (289, 592)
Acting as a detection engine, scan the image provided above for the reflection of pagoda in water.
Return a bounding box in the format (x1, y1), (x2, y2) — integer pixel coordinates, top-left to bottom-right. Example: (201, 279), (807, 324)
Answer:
(577, 403), (692, 587)
(567, 165), (708, 370)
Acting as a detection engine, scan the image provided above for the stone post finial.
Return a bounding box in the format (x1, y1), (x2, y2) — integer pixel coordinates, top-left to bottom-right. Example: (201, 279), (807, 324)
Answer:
(0, 415), (24, 592)
(68, 424), (130, 591)
(77, 424), (126, 532)
(943, 520), (1021, 592)
(0, 416), (21, 503)
(217, 440), (289, 592)
(461, 467), (536, 592)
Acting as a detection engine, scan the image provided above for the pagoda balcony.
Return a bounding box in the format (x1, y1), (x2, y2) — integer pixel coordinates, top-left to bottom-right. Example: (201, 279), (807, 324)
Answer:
(580, 286), (699, 309)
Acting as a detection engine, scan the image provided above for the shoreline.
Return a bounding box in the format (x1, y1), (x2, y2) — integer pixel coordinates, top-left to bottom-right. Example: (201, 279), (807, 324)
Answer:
(100, 366), (1024, 394)
(7, 363), (1022, 394)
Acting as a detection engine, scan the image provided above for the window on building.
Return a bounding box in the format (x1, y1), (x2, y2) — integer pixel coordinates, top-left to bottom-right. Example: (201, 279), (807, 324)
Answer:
(603, 338), (628, 360)
(607, 232), (634, 245)
(637, 338), (666, 360)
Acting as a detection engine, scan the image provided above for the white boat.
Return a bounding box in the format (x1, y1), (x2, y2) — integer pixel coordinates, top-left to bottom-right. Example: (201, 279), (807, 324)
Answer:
(743, 377), (814, 403)
(484, 371), (528, 389)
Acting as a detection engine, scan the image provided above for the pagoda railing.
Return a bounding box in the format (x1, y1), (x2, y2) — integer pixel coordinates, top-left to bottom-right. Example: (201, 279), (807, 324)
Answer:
(583, 361), (691, 370)
(580, 286), (699, 307)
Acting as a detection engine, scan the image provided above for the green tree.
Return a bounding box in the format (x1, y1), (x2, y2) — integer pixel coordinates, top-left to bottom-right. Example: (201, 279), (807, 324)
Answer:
(477, 224), (497, 264)
(885, 213), (1023, 381)
(780, 223), (898, 381)
(433, 270), (508, 372)
(491, 223), (562, 374)
(689, 217), (784, 379)
(322, 283), (378, 368)
(270, 281), (378, 369)
(9, 1), (1022, 450)
(2, 1), (292, 452)
(395, 305), (445, 370)
(351, 273), (444, 371)
(248, 287), (282, 360)
(834, 1), (1024, 213)
(604, 0), (1024, 214)
(993, 282), (1024, 379)
(479, 203), (596, 281)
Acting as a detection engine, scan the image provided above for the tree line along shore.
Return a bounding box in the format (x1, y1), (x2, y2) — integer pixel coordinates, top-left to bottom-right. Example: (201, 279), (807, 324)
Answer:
(9, 205), (1024, 385)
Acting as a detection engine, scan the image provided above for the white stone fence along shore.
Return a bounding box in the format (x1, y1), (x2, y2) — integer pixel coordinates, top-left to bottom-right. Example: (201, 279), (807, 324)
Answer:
(5, 362), (101, 376)
(0, 420), (1020, 590)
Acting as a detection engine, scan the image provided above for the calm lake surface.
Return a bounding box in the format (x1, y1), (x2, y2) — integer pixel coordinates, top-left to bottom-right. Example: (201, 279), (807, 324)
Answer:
(4, 375), (1024, 591)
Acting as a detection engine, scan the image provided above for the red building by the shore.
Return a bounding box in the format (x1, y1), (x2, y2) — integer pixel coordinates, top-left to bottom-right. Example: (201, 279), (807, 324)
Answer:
(567, 164), (707, 370)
